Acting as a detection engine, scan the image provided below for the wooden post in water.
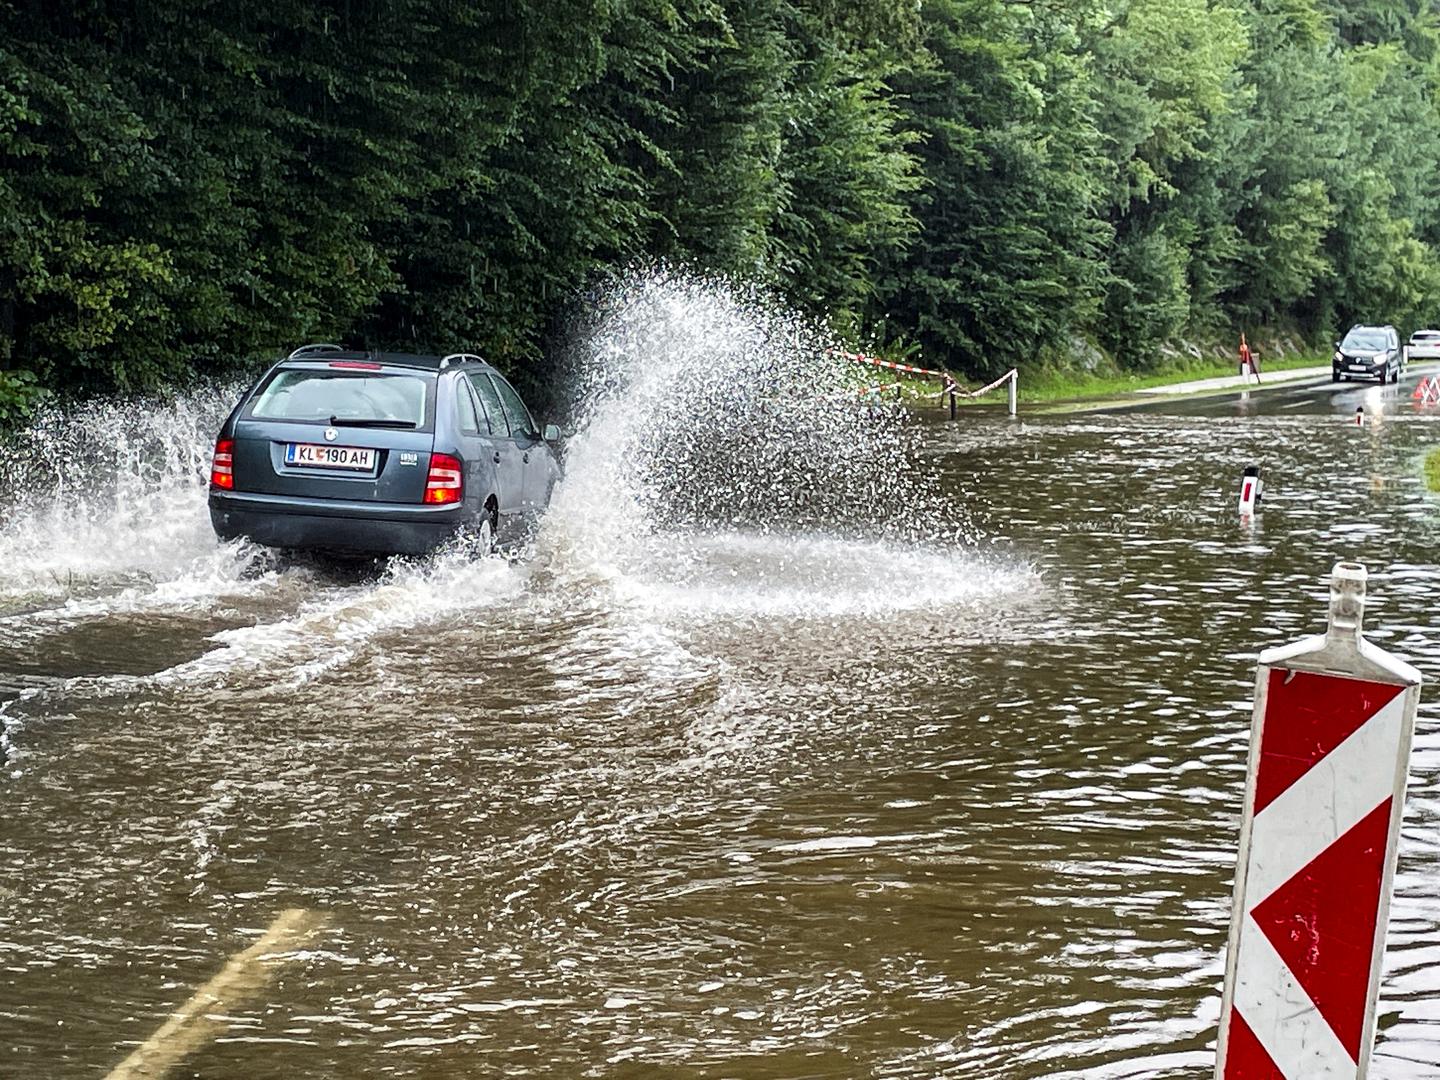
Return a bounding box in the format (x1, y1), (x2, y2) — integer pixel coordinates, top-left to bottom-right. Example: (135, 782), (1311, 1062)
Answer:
(1007, 370), (1017, 417)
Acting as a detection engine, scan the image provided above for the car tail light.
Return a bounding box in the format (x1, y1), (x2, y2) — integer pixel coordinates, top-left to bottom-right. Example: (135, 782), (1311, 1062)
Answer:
(424, 452), (463, 504)
(210, 437), (235, 490)
(329, 360), (382, 370)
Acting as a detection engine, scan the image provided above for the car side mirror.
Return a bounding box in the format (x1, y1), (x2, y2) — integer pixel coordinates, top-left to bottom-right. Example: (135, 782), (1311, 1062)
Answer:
(543, 423), (561, 442)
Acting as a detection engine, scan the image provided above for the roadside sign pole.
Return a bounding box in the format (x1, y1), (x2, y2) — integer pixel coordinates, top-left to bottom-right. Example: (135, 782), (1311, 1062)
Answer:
(1216, 562), (1422, 1078)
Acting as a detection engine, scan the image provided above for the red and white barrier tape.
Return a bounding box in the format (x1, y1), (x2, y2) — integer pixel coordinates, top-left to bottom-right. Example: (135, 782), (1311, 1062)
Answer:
(827, 348), (950, 380)
(961, 369), (1018, 398)
(828, 348), (1016, 401)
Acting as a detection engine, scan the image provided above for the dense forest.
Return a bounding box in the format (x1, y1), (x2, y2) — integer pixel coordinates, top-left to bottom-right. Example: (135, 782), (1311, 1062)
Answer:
(2, 0), (1439, 416)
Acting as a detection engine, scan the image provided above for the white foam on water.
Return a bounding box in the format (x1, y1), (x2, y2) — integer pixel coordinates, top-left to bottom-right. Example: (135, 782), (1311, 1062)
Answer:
(152, 551), (526, 686)
(0, 544), (298, 645)
(604, 531), (1031, 620)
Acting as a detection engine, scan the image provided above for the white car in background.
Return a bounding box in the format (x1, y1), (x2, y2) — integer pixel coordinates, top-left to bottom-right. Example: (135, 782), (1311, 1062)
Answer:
(1408, 329), (1440, 360)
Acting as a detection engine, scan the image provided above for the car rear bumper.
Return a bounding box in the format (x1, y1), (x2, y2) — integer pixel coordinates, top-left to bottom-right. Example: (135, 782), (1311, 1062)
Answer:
(209, 490), (464, 556)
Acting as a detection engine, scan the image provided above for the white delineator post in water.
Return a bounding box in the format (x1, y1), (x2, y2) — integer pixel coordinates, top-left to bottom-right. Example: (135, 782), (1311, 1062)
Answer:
(1238, 467), (1262, 518)
(1216, 563), (1422, 1078)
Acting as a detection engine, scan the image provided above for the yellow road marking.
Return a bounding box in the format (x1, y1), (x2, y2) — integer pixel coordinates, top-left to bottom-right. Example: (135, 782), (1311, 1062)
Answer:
(106, 908), (326, 1079)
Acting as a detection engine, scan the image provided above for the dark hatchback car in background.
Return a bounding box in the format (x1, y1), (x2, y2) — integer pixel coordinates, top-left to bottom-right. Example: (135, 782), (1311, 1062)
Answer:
(1332, 325), (1403, 383)
(209, 344), (561, 556)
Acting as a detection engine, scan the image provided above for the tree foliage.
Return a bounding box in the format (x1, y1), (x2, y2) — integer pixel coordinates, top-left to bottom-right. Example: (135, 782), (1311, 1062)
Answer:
(3, 0), (1440, 392)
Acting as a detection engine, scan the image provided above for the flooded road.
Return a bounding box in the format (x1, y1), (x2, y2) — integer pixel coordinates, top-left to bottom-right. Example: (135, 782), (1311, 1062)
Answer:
(3, 340), (1440, 1077)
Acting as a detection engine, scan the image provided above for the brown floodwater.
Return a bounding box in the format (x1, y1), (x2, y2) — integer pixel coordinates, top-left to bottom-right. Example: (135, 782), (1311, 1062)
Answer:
(2, 364), (1439, 1079)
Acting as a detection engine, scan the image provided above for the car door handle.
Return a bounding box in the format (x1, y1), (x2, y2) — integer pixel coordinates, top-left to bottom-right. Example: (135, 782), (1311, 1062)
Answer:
(493, 452), (501, 464)
(523, 452), (530, 464)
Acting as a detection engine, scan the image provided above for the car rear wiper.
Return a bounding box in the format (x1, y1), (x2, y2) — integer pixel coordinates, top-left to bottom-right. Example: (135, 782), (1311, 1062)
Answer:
(329, 416), (418, 429)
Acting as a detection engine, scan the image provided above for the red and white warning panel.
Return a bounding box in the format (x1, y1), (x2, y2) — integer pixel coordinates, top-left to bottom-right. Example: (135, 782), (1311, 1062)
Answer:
(1216, 562), (1422, 1078)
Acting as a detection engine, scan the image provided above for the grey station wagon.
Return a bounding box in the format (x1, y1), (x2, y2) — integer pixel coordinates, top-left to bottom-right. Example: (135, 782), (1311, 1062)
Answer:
(209, 344), (561, 556)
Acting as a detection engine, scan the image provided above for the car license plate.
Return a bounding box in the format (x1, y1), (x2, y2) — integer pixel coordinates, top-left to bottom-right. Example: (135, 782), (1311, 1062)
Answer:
(1350, 364), (1371, 372)
(285, 443), (377, 470)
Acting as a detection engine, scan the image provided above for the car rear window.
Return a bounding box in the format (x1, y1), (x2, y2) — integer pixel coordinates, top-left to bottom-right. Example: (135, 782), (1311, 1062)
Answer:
(247, 369), (434, 428)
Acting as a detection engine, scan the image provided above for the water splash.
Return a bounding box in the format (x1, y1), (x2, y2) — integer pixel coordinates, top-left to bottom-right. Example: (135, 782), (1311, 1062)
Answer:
(550, 272), (962, 541)
(0, 385), (264, 611)
(535, 270), (1008, 617)
(0, 270), (1030, 696)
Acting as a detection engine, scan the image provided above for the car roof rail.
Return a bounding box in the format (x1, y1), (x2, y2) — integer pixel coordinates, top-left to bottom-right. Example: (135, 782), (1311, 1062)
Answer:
(287, 343), (347, 360)
(440, 353), (485, 369)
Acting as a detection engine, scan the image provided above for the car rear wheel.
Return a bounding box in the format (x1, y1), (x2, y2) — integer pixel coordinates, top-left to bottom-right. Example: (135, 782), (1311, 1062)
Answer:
(452, 508), (495, 559)
(472, 513), (495, 556)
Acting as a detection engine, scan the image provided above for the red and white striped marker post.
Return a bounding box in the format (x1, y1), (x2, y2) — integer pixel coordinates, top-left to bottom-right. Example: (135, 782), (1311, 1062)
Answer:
(1216, 562), (1422, 1078)
(1238, 467), (1262, 519)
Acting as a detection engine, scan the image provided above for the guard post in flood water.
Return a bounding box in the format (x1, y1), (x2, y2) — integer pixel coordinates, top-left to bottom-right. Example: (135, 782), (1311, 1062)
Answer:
(1215, 562), (1422, 1078)
(1237, 466), (1262, 519)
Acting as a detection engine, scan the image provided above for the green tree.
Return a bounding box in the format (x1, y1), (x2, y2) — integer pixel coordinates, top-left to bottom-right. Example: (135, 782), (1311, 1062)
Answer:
(880, 0), (1108, 374)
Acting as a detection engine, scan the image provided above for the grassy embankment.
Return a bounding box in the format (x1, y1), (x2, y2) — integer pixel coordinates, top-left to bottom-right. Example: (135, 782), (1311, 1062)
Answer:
(1425, 448), (1440, 493)
(1015, 351), (1325, 402)
(870, 350), (1327, 407)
